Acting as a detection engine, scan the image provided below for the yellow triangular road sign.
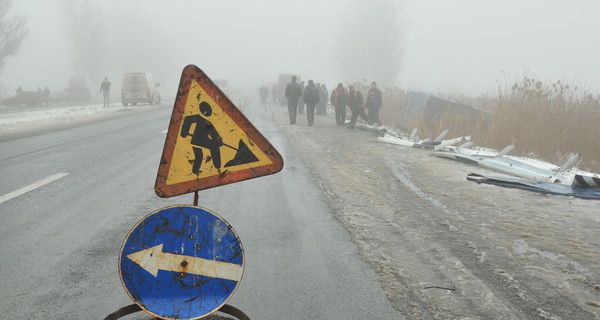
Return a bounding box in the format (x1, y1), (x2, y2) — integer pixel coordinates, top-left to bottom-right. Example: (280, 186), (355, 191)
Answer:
(155, 65), (284, 198)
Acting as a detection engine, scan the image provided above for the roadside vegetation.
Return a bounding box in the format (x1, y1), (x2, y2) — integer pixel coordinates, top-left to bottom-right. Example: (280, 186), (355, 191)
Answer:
(376, 77), (600, 173)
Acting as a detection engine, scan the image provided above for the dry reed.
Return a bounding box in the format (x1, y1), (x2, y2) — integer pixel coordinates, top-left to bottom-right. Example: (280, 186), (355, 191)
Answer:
(377, 77), (600, 173)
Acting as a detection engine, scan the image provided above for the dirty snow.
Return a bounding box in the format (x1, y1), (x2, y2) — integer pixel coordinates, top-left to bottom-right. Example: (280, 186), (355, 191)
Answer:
(2, 102), (600, 319)
(266, 103), (600, 319)
(0, 103), (165, 141)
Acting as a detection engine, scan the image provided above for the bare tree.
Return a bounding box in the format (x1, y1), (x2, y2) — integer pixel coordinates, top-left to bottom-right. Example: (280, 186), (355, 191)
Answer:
(61, 0), (111, 86)
(0, 0), (27, 73)
(337, 0), (405, 86)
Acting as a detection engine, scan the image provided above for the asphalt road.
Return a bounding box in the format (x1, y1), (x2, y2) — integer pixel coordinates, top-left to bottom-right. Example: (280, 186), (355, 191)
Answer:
(0, 104), (404, 319)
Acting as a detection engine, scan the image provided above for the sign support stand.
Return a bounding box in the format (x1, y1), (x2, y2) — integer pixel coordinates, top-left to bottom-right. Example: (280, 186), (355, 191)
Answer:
(103, 303), (250, 320)
(106, 65), (284, 320)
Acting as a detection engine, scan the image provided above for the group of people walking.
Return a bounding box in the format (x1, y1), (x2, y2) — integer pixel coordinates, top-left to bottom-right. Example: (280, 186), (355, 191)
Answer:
(283, 76), (383, 128)
(282, 76), (331, 126)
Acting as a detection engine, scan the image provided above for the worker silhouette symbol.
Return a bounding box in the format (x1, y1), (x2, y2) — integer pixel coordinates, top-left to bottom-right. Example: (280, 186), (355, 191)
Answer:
(181, 99), (259, 175)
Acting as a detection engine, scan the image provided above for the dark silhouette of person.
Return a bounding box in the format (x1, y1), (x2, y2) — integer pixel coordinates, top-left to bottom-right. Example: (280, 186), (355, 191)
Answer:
(365, 81), (383, 125)
(181, 100), (223, 174)
(330, 83), (348, 126)
(347, 85), (369, 129)
(303, 80), (320, 126)
(259, 84), (268, 105)
(284, 75), (302, 124)
(100, 77), (111, 107)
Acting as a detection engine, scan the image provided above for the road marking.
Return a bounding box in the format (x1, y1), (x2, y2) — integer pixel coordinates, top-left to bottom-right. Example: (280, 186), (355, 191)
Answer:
(127, 243), (243, 281)
(0, 173), (69, 205)
(161, 130), (167, 134)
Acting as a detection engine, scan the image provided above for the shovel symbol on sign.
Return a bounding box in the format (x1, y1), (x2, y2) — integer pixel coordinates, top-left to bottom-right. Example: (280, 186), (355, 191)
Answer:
(181, 98), (260, 174)
(222, 140), (259, 167)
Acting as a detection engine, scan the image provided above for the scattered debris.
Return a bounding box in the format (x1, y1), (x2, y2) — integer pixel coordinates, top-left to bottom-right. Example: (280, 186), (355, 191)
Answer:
(433, 146), (577, 183)
(377, 128), (472, 150)
(572, 173), (600, 188)
(467, 173), (600, 200)
(423, 285), (456, 291)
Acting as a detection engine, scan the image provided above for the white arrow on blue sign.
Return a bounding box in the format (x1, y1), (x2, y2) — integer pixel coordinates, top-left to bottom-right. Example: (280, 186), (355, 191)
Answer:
(119, 205), (244, 320)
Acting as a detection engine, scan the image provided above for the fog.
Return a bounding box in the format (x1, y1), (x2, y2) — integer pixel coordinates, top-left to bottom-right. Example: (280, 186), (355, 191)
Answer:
(2, 0), (600, 100)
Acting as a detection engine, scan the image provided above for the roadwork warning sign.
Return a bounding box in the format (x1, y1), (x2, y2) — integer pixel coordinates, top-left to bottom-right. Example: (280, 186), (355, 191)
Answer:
(155, 65), (284, 198)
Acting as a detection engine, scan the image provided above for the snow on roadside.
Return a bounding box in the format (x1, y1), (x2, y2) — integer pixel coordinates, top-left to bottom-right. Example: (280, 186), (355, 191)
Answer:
(0, 103), (136, 137)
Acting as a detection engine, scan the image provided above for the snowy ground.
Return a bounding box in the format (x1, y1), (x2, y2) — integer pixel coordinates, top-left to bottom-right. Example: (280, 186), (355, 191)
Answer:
(0, 103), (168, 142)
(3, 102), (600, 319)
(266, 103), (600, 319)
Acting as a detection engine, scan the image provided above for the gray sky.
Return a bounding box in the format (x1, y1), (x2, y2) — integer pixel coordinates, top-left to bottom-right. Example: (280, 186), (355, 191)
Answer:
(3, 0), (600, 99)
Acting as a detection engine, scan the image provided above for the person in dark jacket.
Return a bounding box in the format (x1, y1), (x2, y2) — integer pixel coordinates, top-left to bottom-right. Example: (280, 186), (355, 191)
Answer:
(364, 81), (383, 125)
(284, 75), (303, 124)
(330, 83), (348, 126)
(347, 85), (369, 129)
(100, 77), (111, 107)
(259, 84), (268, 105)
(303, 80), (320, 126)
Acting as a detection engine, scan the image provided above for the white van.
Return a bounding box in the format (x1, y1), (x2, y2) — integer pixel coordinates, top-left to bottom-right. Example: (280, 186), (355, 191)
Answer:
(121, 72), (161, 105)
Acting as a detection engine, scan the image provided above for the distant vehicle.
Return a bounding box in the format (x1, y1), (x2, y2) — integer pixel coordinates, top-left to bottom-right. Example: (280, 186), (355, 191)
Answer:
(2, 91), (43, 106)
(121, 72), (161, 106)
(53, 76), (92, 104)
(67, 76), (91, 102)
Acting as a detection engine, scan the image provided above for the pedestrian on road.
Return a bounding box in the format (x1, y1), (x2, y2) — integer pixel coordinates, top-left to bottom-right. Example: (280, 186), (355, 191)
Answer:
(303, 80), (320, 126)
(347, 85), (369, 129)
(100, 77), (111, 107)
(318, 84), (328, 115)
(259, 84), (269, 105)
(298, 80), (306, 114)
(365, 81), (383, 125)
(284, 75), (303, 125)
(330, 83), (348, 126)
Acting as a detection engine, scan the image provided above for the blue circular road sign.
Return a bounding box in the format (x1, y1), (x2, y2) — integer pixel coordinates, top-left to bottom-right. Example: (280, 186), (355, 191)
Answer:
(119, 205), (244, 319)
